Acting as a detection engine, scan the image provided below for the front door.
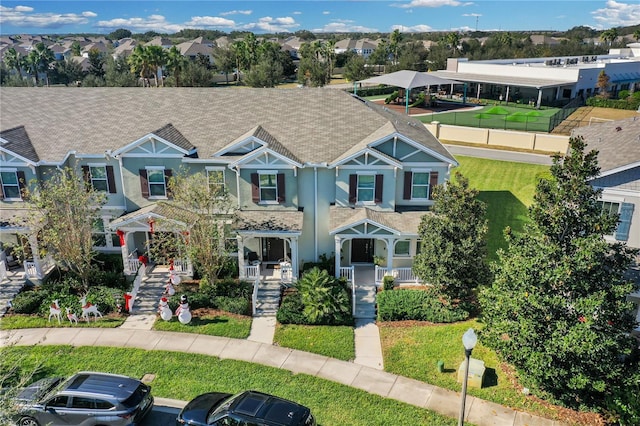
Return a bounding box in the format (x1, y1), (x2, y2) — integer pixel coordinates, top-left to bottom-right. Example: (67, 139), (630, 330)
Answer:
(262, 238), (285, 262)
(351, 238), (374, 263)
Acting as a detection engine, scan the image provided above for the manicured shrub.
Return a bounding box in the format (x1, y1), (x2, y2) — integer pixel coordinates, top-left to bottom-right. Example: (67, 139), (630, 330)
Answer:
(382, 275), (395, 291)
(276, 290), (309, 325)
(11, 289), (47, 314)
(376, 287), (470, 323)
(295, 267), (352, 325)
(88, 270), (128, 291)
(216, 296), (250, 315)
(586, 96), (640, 110)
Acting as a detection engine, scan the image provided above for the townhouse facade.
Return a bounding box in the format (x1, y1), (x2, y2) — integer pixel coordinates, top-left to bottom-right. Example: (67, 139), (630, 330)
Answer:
(0, 87), (457, 282)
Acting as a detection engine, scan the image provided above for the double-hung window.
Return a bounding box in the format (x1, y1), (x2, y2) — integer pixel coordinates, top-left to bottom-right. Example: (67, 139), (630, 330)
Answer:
(140, 167), (172, 199)
(251, 171), (285, 204)
(207, 168), (225, 197)
(0, 170), (23, 200)
(89, 166), (108, 192)
(411, 172), (430, 200)
(357, 174), (375, 203)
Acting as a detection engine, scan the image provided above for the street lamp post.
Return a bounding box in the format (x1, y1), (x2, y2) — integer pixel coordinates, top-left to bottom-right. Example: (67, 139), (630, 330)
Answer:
(458, 328), (477, 426)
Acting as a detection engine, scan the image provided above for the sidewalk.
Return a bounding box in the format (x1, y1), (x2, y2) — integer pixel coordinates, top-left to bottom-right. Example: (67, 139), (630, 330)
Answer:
(0, 327), (562, 426)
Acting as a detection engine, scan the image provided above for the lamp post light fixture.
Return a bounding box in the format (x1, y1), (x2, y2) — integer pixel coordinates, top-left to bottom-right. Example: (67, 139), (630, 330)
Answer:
(458, 328), (477, 426)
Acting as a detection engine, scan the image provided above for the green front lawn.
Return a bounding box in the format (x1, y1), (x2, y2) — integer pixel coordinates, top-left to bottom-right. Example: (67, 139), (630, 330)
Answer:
(1, 345), (462, 426)
(152, 312), (252, 339)
(273, 324), (355, 361)
(455, 155), (551, 261)
(0, 314), (125, 329)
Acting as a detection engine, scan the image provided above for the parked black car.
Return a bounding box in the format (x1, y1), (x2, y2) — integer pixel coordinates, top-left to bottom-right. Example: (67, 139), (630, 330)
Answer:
(176, 390), (316, 426)
(13, 371), (154, 426)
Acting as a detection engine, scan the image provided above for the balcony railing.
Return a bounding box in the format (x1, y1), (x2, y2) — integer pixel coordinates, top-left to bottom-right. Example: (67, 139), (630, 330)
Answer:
(375, 266), (421, 285)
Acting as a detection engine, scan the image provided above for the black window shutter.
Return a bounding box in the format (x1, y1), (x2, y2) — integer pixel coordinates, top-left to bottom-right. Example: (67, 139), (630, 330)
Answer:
(374, 174), (383, 204)
(277, 173), (286, 203)
(106, 166), (117, 194)
(348, 174), (357, 204)
(251, 173), (260, 203)
(17, 171), (27, 199)
(429, 172), (439, 199)
(403, 172), (412, 200)
(139, 169), (149, 198)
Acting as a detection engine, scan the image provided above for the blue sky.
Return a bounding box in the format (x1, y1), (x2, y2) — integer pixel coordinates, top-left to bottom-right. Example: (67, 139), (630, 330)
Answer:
(1, 1), (638, 35)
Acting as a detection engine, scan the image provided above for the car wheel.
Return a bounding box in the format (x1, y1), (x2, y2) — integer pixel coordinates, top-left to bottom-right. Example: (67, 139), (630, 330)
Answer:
(19, 417), (40, 426)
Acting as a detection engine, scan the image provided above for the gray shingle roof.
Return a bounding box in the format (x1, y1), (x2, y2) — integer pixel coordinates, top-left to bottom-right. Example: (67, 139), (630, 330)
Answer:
(0, 125), (39, 162)
(0, 87), (455, 165)
(329, 206), (428, 235)
(153, 123), (195, 152)
(570, 116), (640, 173)
(236, 209), (304, 232)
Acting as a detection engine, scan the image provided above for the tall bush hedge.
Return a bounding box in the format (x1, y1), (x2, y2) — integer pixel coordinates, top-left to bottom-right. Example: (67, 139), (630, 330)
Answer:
(377, 288), (469, 323)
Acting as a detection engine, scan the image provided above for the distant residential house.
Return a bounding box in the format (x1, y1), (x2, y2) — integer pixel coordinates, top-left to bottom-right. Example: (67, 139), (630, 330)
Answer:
(145, 37), (173, 49)
(0, 88), (457, 285)
(112, 39), (137, 59)
(529, 35), (563, 46)
(335, 38), (378, 59)
(175, 41), (214, 64)
(81, 42), (110, 57)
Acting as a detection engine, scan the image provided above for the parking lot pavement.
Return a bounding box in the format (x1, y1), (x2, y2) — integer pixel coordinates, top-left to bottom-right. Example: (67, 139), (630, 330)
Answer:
(143, 398), (185, 426)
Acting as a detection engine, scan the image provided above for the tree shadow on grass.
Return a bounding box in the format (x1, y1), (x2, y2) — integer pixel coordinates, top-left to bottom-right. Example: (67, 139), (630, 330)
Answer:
(477, 191), (529, 262)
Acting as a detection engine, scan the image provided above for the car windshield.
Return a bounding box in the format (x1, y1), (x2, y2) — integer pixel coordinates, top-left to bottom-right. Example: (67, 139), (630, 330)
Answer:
(206, 393), (243, 423)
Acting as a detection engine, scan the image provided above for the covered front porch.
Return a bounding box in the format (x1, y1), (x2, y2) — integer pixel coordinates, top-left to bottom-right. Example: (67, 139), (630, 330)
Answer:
(108, 204), (193, 276)
(330, 206), (427, 286)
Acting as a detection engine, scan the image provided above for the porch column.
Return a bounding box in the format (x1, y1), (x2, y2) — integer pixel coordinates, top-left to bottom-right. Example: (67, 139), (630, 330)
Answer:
(505, 86), (510, 104)
(385, 238), (393, 270)
(290, 237), (299, 279)
(120, 232), (128, 274)
(334, 236), (341, 278)
(237, 236), (246, 279)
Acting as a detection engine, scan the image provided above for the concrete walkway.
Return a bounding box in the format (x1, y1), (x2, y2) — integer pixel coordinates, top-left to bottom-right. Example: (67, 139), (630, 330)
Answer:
(0, 327), (561, 426)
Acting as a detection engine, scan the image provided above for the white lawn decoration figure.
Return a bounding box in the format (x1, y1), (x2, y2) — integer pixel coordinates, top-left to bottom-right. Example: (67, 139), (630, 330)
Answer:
(66, 308), (78, 325)
(158, 296), (172, 321)
(48, 300), (62, 323)
(79, 295), (103, 322)
(175, 294), (191, 324)
(164, 279), (176, 296)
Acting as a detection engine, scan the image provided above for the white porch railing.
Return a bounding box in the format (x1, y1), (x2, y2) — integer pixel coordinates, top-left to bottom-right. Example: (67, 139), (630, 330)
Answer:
(251, 277), (260, 316)
(127, 264), (146, 312)
(375, 266), (420, 285)
(0, 261), (7, 282)
(340, 266), (355, 316)
(172, 259), (191, 275)
(244, 265), (260, 280)
(125, 258), (141, 275)
(24, 256), (54, 280)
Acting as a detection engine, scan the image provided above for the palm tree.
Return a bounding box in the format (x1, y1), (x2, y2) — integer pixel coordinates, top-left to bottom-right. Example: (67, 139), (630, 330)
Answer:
(634, 29), (640, 42)
(390, 29), (403, 65)
(322, 39), (336, 81)
(445, 32), (461, 55)
(165, 46), (187, 87)
(127, 45), (152, 87)
(231, 40), (249, 83)
(26, 42), (55, 86)
(145, 45), (167, 87)
(3, 47), (25, 75)
(600, 28), (618, 46)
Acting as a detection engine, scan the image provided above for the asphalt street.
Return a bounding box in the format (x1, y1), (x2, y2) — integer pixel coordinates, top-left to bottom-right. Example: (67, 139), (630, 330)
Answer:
(142, 399), (184, 426)
(444, 144), (555, 165)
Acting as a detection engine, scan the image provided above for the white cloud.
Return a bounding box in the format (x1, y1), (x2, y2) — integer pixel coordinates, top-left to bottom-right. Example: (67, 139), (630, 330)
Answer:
(96, 15), (184, 33)
(292, 11), (302, 15)
(82, 11), (97, 18)
(220, 10), (252, 16)
(314, 21), (378, 33)
(242, 16), (299, 32)
(591, 0), (640, 27)
(392, 0), (473, 8)
(184, 16), (236, 28)
(0, 5), (93, 29)
(462, 13), (481, 17)
(322, 11), (330, 15)
(391, 24), (434, 32)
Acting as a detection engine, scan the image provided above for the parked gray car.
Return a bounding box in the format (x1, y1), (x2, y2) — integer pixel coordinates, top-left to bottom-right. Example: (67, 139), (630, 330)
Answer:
(14, 371), (154, 426)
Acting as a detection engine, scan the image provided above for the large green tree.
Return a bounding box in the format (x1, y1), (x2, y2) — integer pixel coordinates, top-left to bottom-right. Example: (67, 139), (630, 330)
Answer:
(413, 172), (491, 305)
(26, 42), (55, 86)
(159, 170), (237, 282)
(22, 168), (107, 289)
(480, 136), (639, 417)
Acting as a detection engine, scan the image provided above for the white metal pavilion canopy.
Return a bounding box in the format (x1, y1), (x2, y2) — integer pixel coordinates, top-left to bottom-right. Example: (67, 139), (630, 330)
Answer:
(357, 70), (463, 113)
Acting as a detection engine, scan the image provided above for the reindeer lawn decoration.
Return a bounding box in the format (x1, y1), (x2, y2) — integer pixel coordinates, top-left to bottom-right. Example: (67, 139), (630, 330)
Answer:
(66, 308), (79, 325)
(79, 294), (103, 322)
(48, 300), (62, 323)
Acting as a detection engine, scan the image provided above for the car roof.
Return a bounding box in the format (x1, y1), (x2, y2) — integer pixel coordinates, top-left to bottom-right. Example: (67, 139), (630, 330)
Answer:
(60, 372), (142, 401)
(233, 391), (307, 425)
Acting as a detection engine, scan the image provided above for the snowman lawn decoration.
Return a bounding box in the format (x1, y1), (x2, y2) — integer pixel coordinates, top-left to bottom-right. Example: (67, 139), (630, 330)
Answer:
(158, 296), (172, 321)
(175, 294), (192, 324)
